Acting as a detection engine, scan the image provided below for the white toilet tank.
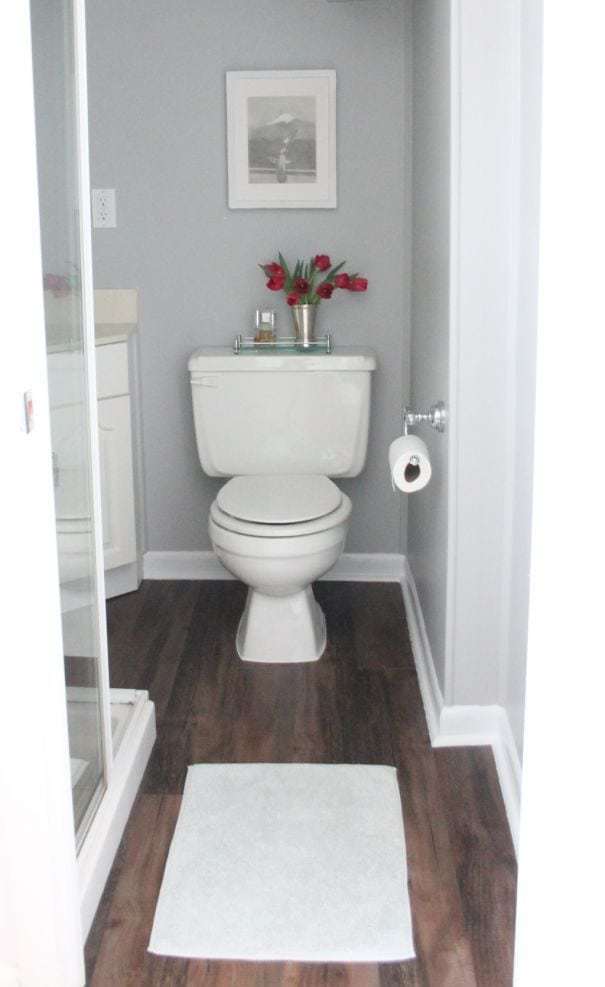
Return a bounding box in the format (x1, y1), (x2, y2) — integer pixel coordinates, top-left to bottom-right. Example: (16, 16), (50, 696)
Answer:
(188, 347), (377, 477)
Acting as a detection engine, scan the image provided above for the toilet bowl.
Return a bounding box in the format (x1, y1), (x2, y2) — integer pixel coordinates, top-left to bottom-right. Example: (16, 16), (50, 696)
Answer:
(209, 475), (352, 663)
(188, 344), (376, 664)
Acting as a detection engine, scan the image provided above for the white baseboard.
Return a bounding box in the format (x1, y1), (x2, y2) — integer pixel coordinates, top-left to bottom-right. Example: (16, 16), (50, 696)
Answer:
(400, 558), (522, 854)
(105, 560), (140, 599)
(78, 691), (156, 939)
(143, 550), (406, 583)
(143, 550), (227, 581)
(400, 558), (444, 740)
(324, 552), (406, 582)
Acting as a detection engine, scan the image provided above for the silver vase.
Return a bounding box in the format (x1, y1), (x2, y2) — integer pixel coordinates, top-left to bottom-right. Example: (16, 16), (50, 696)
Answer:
(291, 303), (318, 348)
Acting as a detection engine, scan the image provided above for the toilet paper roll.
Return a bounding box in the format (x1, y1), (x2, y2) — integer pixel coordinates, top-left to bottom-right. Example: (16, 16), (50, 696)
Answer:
(389, 434), (432, 493)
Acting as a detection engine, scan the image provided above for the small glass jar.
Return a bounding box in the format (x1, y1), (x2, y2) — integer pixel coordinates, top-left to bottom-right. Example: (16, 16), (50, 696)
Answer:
(254, 307), (276, 343)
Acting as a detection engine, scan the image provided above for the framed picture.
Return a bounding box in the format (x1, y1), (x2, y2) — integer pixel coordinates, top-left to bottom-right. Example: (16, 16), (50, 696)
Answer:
(226, 69), (337, 209)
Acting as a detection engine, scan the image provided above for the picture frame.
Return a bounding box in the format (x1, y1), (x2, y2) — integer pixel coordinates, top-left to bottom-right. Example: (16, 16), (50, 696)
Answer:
(226, 69), (337, 209)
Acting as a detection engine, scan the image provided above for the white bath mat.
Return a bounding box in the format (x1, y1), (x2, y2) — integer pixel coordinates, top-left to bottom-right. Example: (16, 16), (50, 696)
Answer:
(149, 763), (414, 963)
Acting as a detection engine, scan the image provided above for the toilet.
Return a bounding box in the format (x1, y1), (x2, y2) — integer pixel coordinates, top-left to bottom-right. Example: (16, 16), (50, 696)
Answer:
(188, 346), (376, 663)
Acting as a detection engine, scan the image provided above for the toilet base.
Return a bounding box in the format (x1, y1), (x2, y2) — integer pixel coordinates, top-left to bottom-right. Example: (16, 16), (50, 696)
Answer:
(236, 586), (326, 664)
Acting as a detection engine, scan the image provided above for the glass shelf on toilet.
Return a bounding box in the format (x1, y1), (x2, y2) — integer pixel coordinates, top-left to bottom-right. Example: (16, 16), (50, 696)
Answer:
(232, 333), (333, 354)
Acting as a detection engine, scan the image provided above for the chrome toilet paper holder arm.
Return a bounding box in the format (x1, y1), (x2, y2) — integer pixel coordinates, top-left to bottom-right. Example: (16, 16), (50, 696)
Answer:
(403, 401), (447, 436)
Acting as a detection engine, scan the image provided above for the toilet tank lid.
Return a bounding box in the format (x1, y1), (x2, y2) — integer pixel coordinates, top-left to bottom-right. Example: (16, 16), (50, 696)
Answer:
(189, 346), (377, 374)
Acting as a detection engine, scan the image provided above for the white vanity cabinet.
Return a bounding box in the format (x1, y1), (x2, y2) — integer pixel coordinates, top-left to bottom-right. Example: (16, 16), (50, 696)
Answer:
(95, 337), (137, 588)
(46, 288), (141, 601)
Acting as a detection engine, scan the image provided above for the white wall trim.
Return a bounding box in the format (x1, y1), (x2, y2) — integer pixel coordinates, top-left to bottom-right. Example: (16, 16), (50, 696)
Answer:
(400, 558), (444, 740)
(78, 691), (156, 940)
(143, 550), (407, 583)
(445, 0), (462, 705)
(446, 0), (527, 713)
(105, 560), (140, 599)
(144, 550), (233, 580)
(401, 558), (521, 852)
(323, 552), (406, 582)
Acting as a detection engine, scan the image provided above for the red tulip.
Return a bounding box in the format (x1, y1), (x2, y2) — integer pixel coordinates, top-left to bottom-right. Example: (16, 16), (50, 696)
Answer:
(294, 277), (310, 293)
(349, 277), (368, 292)
(334, 273), (351, 289)
(264, 262), (285, 278)
(316, 282), (334, 299)
(266, 275), (285, 291)
(314, 254), (331, 271)
(287, 292), (300, 306)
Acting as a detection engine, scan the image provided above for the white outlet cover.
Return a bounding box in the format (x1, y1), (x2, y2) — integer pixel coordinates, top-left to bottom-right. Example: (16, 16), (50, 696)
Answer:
(92, 188), (116, 228)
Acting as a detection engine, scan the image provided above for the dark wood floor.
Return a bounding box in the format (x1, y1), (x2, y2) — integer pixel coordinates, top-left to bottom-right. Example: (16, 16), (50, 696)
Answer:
(86, 581), (517, 986)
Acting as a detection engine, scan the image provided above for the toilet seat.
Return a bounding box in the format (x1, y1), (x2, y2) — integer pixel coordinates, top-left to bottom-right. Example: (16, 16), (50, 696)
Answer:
(211, 479), (351, 539)
(217, 475), (342, 525)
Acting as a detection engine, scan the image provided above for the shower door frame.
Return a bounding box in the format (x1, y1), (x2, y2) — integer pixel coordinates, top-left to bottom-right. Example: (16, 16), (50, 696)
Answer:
(69, 0), (116, 842)
(43, 0), (155, 941)
(0, 1), (155, 982)
(1, 3), (87, 984)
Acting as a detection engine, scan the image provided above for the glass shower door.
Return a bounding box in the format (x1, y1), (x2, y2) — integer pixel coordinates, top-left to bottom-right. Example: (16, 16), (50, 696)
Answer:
(31, 0), (109, 842)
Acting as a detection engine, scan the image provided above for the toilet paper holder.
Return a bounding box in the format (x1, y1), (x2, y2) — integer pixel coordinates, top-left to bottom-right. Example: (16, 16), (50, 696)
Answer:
(403, 401), (447, 436)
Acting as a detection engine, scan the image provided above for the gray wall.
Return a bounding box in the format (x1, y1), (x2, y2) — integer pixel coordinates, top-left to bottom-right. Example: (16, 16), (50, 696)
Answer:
(408, 0), (450, 694)
(86, 0), (412, 554)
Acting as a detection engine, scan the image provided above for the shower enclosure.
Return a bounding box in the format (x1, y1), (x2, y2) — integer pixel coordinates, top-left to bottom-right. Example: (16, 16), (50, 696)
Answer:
(31, 0), (109, 846)
(29, 0), (155, 934)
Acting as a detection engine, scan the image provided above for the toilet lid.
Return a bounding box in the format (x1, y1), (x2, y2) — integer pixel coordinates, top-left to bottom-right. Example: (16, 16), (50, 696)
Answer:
(216, 475), (342, 525)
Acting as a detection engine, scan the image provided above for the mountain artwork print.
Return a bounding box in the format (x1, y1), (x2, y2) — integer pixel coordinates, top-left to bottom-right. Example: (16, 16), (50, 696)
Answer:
(247, 96), (317, 185)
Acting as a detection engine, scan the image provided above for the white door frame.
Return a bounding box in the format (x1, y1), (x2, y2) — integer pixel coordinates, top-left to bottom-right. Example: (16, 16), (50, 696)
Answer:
(0, 3), (85, 985)
(513, 2), (605, 983)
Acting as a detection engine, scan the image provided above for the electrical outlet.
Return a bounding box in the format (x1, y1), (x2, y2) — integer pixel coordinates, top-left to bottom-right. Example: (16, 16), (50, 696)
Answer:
(91, 188), (117, 228)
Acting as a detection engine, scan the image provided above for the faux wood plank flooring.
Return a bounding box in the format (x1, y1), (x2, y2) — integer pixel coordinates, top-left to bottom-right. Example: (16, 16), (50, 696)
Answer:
(86, 581), (517, 986)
